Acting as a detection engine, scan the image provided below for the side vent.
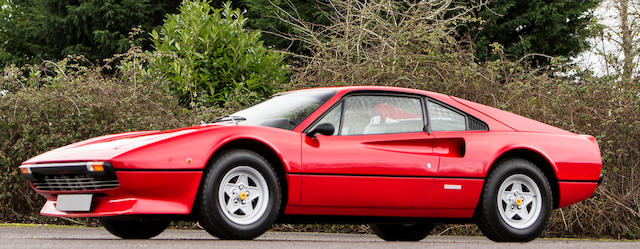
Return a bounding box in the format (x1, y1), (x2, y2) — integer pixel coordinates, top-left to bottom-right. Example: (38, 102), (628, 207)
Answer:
(468, 117), (489, 131)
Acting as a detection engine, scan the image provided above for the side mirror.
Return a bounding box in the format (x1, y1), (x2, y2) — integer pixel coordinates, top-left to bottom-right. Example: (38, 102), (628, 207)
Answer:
(306, 123), (335, 137)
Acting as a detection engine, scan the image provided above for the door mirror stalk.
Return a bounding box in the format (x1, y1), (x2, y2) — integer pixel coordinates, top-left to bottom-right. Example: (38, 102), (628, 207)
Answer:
(424, 124), (431, 135)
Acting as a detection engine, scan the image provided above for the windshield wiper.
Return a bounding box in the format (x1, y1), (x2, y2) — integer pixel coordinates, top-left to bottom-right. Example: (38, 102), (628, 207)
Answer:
(212, 115), (247, 124)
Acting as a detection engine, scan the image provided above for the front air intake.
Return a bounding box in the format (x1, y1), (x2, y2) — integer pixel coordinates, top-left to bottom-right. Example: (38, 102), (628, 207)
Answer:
(21, 162), (119, 191)
(32, 174), (119, 191)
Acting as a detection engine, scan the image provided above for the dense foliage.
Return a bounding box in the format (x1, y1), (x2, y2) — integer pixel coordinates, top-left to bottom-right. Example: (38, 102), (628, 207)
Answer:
(0, 0), (601, 65)
(233, 0), (331, 54)
(233, 0), (601, 63)
(0, 0), (181, 66)
(152, 1), (288, 108)
(470, 0), (600, 63)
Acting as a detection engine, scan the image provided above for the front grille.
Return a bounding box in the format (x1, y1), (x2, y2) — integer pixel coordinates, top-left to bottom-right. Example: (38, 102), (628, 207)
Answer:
(32, 174), (119, 191)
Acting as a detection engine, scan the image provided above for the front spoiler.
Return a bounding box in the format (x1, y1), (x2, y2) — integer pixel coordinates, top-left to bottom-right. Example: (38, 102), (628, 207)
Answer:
(38, 171), (202, 217)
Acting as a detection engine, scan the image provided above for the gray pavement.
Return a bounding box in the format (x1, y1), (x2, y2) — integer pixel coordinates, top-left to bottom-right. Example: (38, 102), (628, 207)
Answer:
(0, 224), (638, 249)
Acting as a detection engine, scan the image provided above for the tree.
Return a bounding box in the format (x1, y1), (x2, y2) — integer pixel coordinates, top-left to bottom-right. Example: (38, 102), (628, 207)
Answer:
(232, 0), (601, 64)
(470, 0), (600, 64)
(578, 0), (640, 84)
(609, 0), (639, 83)
(233, 0), (331, 54)
(0, 0), (181, 66)
(618, 0), (635, 82)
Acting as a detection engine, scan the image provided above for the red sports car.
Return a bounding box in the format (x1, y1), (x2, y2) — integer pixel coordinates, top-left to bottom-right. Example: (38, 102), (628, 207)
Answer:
(19, 86), (602, 242)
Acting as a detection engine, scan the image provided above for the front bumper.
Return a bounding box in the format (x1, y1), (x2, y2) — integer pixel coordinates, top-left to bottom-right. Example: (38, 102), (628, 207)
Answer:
(23, 164), (203, 217)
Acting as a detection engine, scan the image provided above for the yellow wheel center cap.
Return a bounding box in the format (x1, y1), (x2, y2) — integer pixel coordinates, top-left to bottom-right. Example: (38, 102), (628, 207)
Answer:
(515, 198), (522, 206)
(239, 192), (247, 200)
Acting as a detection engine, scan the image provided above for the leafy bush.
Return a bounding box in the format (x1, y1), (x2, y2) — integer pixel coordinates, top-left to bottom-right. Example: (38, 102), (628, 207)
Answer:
(152, 0), (288, 108)
(0, 48), (226, 222)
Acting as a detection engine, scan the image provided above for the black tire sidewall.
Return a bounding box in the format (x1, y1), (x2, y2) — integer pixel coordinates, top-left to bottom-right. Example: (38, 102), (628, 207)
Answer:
(199, 150), (280, 239)
(481, 159), (552, 241)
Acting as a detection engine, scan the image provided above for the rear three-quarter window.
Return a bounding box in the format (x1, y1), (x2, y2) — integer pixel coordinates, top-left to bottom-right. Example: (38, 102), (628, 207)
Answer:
(427, 101), (466, 131)
(426, 100), (488, 131)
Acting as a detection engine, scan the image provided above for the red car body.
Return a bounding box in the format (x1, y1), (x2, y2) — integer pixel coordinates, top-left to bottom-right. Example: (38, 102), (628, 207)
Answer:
(21, 86), (602, 221)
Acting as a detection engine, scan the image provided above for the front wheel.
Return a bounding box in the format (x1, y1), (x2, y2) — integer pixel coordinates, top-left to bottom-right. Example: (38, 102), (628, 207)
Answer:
(102, 219), (169, 239)
(476, 158), (553, 242)
(370, 223), (434, 241)
(198, 149), (281, 240)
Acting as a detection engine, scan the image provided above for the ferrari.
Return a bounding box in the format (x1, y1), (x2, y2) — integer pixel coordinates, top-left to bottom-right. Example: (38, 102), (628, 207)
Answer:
(19, 86), (602, 242)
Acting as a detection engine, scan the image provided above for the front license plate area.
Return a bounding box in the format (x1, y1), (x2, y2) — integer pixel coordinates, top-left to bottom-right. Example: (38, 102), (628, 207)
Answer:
(56, 194), (93, 212)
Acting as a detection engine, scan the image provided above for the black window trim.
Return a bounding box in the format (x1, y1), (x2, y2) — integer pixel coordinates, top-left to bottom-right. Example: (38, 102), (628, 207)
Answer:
(302, 90), (489, 135)
(303, 90), (427, 135)
(424, 96), (489, 132)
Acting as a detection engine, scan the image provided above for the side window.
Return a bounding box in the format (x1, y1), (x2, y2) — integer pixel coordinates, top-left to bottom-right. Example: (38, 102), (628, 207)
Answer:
(309, 103), (342, 136)
(341, 95), (424, 135)
(427, 101), (466, 131)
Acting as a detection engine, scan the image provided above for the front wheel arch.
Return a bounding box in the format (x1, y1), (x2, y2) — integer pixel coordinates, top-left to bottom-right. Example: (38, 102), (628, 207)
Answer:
(192, 139), (289, 219)
(197, 149), (281, 239)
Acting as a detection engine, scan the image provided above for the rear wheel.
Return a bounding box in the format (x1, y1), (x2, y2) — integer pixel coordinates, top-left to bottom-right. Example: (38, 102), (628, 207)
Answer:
(476, 158), (552, 242)
(370, 223), (434, 241)
(198, 149), (281, 240)
(102, 219), (169, 239)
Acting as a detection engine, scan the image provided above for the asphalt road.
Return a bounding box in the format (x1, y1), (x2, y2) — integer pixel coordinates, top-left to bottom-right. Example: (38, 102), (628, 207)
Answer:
(1, 224), (638, 249)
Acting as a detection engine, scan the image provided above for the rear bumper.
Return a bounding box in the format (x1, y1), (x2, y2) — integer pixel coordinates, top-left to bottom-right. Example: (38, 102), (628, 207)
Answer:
(598, 174), (604, 186)
(557, 180), (598, 208)
(36, 170), (202, 217)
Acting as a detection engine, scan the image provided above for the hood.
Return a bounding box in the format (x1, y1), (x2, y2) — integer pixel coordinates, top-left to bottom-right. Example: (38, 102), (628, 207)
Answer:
(23, 124), (226, 164)
(451, 96), (574, 135)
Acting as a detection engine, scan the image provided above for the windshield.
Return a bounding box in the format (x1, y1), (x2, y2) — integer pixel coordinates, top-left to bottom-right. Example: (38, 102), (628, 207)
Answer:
(228, 89), (336, 130)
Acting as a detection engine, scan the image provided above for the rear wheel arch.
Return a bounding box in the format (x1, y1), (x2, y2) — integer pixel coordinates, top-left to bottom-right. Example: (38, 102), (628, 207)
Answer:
(193, 138), (289, 219)
(485, 148), (560, 209)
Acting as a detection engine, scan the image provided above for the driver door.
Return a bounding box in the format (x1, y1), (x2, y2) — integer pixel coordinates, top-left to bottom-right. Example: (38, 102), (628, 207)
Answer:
(300, 94), (439, 208)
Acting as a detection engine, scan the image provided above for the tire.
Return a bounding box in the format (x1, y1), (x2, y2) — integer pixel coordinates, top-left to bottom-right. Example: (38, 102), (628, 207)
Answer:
(476, 158), (553, 242)
(102, 219), (169, 239)
(198, 149), (281, 240)
(370, 223), (434, 241)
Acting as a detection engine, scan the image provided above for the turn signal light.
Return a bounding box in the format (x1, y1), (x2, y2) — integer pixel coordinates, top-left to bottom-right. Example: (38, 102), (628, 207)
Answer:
(19, 166), (31, 174)
(86, 162), (105, 172)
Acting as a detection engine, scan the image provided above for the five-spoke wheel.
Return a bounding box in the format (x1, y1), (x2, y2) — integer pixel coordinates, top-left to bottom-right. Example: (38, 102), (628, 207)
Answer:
(476, 158), (552, 242)
(198, 149), (281, 240)
(218, 166), (270, 225)
(497, 174), (543, 229)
